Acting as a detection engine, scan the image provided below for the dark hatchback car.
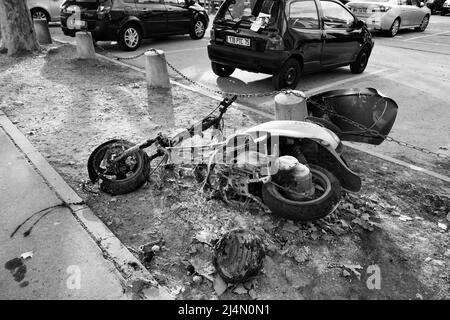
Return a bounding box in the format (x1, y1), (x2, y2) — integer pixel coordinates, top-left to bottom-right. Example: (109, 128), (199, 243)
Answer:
(60, 0), (209, 51)
(208, 0), (374, 89)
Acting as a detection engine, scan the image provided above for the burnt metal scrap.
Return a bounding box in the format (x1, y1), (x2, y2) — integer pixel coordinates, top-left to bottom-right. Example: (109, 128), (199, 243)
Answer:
(214, 229), (265, 283)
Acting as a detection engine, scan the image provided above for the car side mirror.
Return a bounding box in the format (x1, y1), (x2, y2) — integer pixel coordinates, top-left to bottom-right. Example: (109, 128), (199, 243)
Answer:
(420, 1), (425, 6)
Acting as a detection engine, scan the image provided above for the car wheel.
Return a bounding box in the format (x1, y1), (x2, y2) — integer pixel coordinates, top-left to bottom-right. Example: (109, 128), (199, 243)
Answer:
(415, 15), (429, 32)
(272, 58), (301, 90)
(350, 45), (370, 74)
(190, 18), (206, 40)
(211, 62), (235, 77)
(387, 18), (400, 37)
(118, 24), (142, 51)
(31, 8), (50, 22)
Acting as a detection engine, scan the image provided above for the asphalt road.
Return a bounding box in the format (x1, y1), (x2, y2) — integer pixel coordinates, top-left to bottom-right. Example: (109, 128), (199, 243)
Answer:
(49, 14), (450, 175)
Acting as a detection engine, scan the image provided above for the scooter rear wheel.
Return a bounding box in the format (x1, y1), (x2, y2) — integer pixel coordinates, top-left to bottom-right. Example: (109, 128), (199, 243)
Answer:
(261, 165), (341, 221)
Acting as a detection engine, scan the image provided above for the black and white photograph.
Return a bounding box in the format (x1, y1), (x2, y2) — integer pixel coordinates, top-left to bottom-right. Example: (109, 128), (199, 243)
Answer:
(0, 0), (448, 308)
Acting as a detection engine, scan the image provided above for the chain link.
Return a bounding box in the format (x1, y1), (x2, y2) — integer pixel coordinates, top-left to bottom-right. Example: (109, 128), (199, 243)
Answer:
(115, 52), (146, 60)
(97, 47), (448, 159)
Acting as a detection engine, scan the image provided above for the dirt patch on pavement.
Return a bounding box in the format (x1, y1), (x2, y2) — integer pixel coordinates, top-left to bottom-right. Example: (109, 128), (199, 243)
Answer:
(1, 45), (449, 300)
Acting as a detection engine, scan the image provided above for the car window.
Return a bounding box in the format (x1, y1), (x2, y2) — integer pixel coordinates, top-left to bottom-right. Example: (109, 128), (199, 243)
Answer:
(218, 0), (278, 26)
(320, 1), (355, 29)
(289, 0), (320, 29)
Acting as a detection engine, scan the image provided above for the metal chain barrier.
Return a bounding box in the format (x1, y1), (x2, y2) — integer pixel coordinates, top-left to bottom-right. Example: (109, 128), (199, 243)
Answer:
(97, 46), (448, 159)
(95, 43), (146, 60)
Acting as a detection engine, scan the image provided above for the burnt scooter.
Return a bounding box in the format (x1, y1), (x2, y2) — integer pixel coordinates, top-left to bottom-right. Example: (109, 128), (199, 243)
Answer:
(88, 88), (398, 221)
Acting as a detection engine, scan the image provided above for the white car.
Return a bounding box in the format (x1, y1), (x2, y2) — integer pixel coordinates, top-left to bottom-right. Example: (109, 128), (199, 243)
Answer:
(28, 0), (65, 22)
(346, 0), (431, 36)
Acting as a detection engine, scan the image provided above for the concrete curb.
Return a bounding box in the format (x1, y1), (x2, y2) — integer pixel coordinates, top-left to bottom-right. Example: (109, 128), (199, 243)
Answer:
(0, 111), (172, 299)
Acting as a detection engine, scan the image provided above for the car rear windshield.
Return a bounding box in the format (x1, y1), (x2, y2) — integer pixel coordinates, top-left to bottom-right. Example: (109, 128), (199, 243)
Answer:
(216, 0), (279, 27)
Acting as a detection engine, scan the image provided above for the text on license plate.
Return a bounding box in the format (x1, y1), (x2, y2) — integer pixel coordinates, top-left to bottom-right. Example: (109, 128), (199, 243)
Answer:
(227, 36), (251, 47)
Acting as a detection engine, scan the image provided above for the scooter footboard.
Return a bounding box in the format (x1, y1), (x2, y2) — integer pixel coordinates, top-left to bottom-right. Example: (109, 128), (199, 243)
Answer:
(307, 88), (398, 145)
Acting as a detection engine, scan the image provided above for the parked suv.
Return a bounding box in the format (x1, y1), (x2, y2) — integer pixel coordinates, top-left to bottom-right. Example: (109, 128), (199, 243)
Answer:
(28, 0), (65, 22)
(208, 0), (374, 89)
(60, 0), (209, 51)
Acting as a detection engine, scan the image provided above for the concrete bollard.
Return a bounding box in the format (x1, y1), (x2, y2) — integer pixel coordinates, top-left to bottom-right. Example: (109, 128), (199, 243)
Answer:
(75, 31), (96, 59)
(33, 19), (52, 45)
(145, 50), (171, 89)
(274, 90), (308, 121)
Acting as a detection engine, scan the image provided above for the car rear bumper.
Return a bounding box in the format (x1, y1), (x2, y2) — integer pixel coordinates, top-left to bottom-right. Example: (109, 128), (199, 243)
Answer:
(60, 16), (119, 40)
(207, 43), (289, 74)
(354, 13), (394, 31)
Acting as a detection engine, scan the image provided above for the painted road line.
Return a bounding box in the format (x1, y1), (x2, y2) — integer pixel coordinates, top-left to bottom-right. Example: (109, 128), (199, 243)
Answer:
(403, 31), (450, 41)
(346, 142), (450, 183)
(304, 68), (390, 96)
(399, 40), (450, 47)
(379, 44), (450, 56)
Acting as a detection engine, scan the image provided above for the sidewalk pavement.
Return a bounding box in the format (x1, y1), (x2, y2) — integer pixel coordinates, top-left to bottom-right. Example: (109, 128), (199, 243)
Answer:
(0, 115), (128, 299)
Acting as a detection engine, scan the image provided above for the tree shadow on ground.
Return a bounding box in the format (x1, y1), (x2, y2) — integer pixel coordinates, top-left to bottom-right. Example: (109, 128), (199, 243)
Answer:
(0, 53), (29, 74)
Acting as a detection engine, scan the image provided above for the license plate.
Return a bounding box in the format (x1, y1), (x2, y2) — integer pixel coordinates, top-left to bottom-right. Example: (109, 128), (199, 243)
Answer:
(67, 19), (87, 29)
(355, 8), (366, 13)
(226, 36), (251, 47)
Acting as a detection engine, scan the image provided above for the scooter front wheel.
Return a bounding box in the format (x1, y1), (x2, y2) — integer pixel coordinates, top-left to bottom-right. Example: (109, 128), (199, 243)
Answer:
(261, 165), (341, 221)
(87, 139), (150, 195)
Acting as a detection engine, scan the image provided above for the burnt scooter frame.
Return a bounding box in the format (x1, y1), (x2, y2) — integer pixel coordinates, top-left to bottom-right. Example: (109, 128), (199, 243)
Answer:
(88, 88), (398, 218)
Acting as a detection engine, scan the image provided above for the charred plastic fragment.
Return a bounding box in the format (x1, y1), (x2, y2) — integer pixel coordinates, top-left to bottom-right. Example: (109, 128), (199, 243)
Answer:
(214, 229), (265, 283)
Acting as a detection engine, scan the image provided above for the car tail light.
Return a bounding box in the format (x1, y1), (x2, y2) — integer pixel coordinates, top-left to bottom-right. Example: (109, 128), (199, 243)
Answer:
(265, 34), (284, 51)
(372, 5), (391, 12)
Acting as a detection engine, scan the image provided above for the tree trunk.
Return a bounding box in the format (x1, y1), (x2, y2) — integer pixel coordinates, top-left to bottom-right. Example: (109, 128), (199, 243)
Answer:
(0, 27), (5, 53)
(0, 0), (40, 55)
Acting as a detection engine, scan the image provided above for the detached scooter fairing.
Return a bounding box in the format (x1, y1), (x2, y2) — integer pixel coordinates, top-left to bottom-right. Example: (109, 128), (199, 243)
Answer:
(307, 88), (398, 145)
